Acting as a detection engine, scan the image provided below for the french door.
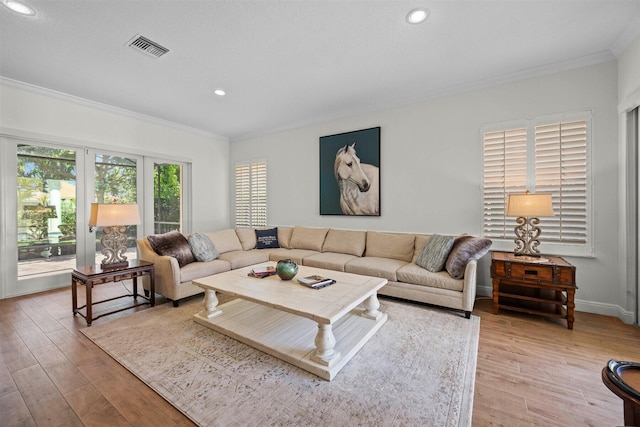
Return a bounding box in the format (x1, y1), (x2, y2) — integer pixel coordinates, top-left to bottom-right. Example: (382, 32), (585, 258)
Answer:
(87, 150), (142, 266)
(3, 137), (190, 298)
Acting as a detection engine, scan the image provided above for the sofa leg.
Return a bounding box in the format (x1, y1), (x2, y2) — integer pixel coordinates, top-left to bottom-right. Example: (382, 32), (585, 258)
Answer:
(144, 289), (150, 297)
(464, 311), (471, 319)
(173, 300), (180, 308)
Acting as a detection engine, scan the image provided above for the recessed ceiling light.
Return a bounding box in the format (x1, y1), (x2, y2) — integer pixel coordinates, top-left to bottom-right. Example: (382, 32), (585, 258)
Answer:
(214, 89), (226, 96)
(3, 0), (35, 16)
(406, 8), (428, 24)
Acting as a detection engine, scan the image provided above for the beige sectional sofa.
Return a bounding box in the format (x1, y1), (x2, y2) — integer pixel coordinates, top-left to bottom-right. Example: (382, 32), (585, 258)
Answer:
(137, 226), (484, 318)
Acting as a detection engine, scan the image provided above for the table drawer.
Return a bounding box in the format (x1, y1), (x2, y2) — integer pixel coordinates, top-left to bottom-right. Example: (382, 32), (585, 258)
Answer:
(510, 263), (554, 282)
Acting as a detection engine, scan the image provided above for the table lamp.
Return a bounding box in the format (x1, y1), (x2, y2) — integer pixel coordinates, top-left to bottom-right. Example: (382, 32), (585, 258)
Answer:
(506, 191), (554, 260)
(88, 202), (141, 269)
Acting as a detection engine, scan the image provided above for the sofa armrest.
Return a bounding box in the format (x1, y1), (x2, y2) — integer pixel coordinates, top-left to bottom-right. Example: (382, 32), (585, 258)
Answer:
(136, 238), (181, 299)
(461, 260), (478, 314)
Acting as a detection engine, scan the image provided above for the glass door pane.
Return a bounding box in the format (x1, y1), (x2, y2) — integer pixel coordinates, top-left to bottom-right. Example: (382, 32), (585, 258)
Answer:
(17, 144), (77, 277)
(154, 162), (182, 233)
(93, 153), (139, 263)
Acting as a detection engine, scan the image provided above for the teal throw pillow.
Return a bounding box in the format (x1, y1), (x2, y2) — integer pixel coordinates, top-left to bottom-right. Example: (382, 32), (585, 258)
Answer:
(416, 234), (455, 272)
(188, 233), (219, 262)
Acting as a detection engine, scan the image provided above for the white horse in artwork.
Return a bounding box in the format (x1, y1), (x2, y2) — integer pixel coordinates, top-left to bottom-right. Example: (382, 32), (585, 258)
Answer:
(334, 143), (379, 215)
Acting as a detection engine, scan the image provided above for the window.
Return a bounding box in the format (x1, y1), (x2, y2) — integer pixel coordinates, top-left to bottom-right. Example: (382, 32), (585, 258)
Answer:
(153, 162), (183, 234)
(17, 145), (77, 277)
(235, 160), (267, 228)
(482, 111), (592, 256)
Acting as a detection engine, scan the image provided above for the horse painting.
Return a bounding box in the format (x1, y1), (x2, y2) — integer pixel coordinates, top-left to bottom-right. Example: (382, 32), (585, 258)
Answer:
(334, 143), (379, 215)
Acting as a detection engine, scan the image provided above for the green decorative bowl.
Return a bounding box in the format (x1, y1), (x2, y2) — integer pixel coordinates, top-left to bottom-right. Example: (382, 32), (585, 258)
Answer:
(276, 259), (298, 280)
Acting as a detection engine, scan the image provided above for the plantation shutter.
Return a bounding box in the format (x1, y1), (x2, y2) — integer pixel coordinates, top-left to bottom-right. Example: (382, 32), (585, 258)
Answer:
(482, 112), (591, 255)
(534, 120), (588, 244)
(251, 162), (267, 227)
(235, 164), (251, 228)
(482, 128), (527, 239)
(235, 161), (267, 228)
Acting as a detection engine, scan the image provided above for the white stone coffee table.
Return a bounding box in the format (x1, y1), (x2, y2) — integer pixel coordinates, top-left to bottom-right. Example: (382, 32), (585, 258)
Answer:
(192, 263), (388, 380)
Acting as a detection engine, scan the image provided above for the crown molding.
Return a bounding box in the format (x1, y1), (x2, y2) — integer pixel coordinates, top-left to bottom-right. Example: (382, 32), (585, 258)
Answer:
(611, 15), (640, 58)
(0, 77), (229, 141)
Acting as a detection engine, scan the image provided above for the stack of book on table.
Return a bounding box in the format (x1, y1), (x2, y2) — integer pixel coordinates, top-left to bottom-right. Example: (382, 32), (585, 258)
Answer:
(248, 265), (276, 278)
(297, 275), (335, 289)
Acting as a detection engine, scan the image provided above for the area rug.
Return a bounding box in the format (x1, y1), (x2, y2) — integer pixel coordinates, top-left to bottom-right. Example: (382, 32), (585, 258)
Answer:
(81, 297), (479, 426)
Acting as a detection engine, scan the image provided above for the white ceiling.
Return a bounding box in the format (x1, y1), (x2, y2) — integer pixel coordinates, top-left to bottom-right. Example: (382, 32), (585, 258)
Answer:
(1, 0), (639, 141)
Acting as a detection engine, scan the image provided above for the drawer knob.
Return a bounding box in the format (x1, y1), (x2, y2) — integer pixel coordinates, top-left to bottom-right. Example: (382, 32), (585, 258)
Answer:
(524, 269), (538, 276)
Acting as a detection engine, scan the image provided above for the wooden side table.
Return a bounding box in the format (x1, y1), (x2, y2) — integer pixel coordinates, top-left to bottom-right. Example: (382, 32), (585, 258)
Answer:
(72, 259), (155, 326)
(490, 251), (577, 329)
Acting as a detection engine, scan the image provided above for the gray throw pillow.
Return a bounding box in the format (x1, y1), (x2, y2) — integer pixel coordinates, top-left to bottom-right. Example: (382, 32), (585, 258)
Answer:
(147, 230), (195, 268)
(188, 233), (219, 262)
(445, 235), (492, 279)
(416, 234), (455, 272)
(256, 227), (280, 249)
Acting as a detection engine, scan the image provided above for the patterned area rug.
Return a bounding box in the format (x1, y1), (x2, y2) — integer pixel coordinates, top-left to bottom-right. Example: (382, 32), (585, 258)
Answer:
(81, 297), (479, 426)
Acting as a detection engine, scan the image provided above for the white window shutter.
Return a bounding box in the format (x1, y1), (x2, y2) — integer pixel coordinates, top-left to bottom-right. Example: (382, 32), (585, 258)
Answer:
(483, 128), (527, 238)
(482, 112), (591, 254)
(535, 120), (588, 244)
(235, 161), (267, 228)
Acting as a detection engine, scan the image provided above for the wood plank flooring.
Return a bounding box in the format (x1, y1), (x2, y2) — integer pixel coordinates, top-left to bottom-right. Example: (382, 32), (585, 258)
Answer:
(1, 282), (639, 426)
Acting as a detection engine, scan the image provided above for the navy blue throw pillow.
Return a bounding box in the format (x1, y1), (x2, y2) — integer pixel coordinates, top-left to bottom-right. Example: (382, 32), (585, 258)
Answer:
(256, 228), (280, 249)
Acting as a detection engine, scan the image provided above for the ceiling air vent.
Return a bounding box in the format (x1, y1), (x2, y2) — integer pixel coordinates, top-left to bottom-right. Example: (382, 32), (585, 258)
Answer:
(127, 35), (169, 58)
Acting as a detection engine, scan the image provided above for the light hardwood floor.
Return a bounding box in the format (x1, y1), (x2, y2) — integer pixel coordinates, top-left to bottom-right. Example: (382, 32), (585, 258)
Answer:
(1, 281), (639, 426)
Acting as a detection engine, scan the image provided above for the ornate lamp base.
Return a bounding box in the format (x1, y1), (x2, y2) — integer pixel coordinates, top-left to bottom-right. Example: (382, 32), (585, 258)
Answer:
(99, 225), (130, 270)
(513, 216), (545, 258)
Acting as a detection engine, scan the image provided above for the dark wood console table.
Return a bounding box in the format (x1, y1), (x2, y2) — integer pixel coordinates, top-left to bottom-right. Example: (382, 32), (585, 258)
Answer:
(491, 251), (577, 329)
(72, 259), (155, 326)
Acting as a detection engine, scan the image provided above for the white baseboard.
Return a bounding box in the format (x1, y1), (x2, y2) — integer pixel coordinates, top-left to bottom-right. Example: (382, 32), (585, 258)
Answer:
(475, 285), (637, 325)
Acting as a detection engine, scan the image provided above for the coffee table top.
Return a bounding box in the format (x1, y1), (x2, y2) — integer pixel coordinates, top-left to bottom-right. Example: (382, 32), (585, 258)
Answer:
(192, 262), (387, 324)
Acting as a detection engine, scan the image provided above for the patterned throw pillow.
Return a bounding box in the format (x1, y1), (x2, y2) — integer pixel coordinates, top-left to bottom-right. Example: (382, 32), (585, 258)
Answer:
(416, 234), (455, 272)
(147, 230), (195, 268)
(445, 235), (492, 279)
(256, 228), (280, 249)
(188, 233), (219, 262)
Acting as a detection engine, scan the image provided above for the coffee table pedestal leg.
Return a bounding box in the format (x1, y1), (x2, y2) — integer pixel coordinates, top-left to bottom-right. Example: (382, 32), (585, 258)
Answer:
(311, 323), (340, 367)
(198, 289), (223, 319)
(362, 293), (383, 320)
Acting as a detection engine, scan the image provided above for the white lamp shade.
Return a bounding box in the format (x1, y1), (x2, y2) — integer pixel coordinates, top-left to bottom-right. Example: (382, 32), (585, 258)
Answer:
(89, 203), (141, 226)
(506, 193), (554, 217)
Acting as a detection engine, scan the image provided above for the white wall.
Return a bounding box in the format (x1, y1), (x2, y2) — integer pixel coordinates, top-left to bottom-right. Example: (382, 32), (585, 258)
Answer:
(0, 82), (231, 233)
(618, 35), (640, 105)
(230, 61), (625, 319)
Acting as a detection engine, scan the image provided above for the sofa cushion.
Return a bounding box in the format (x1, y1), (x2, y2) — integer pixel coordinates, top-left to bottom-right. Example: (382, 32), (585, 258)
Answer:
(345, 257), (408, 281)
(219, 249), (271, 270)
(445, 235), (492, 279)
(188, 233), (219, 262)
(303, 252), (359, 271)
(268, 248), (319, 265)
(277, 227), (293, 249)
(322, 229), (366, 257)
(289, 226), (329, 251)
(147, 230), (195, 268)
(205, 229), (243, 254)
(180, 259), (231, 283)
(416, 234), (455, 272)
(235, 228), (257, 251)
(397, 263), (464, 292)
(365, 231), (415, 262)
(256, 227), (280, 249)
(412, 234), (430, 263)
